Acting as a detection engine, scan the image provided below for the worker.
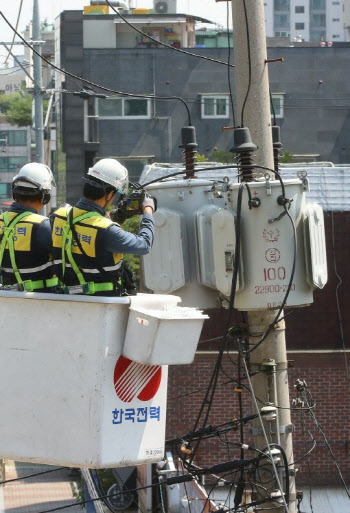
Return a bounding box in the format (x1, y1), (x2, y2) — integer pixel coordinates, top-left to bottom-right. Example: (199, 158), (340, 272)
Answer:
(0, 163), (57, 292)
(51, 158), (155, 296)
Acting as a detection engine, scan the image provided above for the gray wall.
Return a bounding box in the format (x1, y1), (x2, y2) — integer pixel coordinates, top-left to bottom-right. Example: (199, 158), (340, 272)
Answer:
(59, 12), (350, 203)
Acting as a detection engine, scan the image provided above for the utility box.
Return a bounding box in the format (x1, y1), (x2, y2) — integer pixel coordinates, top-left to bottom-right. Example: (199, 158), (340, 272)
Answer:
(230, 179), (322, 310)
(196, 205), (242, 296)
(143, 208), (188, 294)
(0, 292), (203, 468)
(303, 202), (328, 289)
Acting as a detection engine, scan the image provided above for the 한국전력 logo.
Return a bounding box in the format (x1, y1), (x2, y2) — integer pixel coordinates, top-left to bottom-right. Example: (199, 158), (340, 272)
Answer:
(114, 356), (162, 403)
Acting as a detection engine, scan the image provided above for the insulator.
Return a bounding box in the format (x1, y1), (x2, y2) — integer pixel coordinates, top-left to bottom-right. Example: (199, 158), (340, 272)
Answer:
(272, 125), (283, 177)
(183, 148), (197, 178)
(230, 127), (257, 182)
(236, 151), (255, 181)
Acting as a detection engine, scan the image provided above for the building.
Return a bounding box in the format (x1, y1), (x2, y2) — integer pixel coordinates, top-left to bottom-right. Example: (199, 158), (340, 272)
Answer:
(264, 0), (346, 42)
(0, 120), (31, 207)
(56, 6), (350, 204)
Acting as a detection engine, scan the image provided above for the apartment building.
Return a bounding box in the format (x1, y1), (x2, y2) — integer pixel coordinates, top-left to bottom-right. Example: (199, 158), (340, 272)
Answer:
(264, 0), (346, 42)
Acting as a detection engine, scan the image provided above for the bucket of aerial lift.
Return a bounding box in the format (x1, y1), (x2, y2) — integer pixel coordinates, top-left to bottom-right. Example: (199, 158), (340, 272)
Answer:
(123, 295), (208, 365)
(0, 291), (206, 468)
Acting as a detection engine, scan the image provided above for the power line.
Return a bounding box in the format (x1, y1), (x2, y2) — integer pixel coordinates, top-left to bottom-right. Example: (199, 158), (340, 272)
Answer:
(3, 0), (23, 65)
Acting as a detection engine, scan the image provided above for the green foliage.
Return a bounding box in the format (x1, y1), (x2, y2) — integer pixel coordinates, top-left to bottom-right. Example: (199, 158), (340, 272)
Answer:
(0, 93), (32, 126)
(211, 149), (236, 163)
(0, 92), (49, 127)
(73, 469), (116, 507)
(56, 139), (67, 205)
(122, 215), (141, 287)
(280, 151), (293, 163)
(197, 150), (235, 164)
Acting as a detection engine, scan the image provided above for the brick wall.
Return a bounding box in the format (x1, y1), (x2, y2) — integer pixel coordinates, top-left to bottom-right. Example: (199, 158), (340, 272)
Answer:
(166, 212), (350, 486)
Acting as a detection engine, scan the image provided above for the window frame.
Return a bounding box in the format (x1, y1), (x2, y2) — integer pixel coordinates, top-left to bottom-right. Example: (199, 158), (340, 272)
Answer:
(0, 130), (27, 147)
(271, 93), (284, 119)
(200, 95), (230, 119)
(97, 97), (151, 120)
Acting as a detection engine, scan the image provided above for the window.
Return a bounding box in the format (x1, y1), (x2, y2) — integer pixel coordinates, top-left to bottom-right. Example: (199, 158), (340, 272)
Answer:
(311, 14), (326, 27)
(98, 97), (151, 119)
(310, 29), (326, 41)
(333, 18), (340, 21)
(274, 13), (290, 28)
(311, 0), (326, 8)
(271, 94), (284, 119)
(332, 1), (340, 4)
(0, 130), (27, 146)
(0, 156), (27, 172)
(333, 35), (340, 38)
(275, 31), (290, 37)
(274, 0), (290, 10)
(295, 6), (304, 13)
(295, 22), (305, 30)
(0, 183), (11, 198)
(201, 95), (229, 119)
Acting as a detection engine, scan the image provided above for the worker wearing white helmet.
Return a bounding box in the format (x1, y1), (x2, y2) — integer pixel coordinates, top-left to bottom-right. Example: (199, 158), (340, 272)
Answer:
(0, 162), (58, 292)
(51, 158), (155, 296)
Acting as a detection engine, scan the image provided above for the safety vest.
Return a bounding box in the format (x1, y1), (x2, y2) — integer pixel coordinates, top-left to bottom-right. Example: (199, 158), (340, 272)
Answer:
(51, 206), (123, 294)
(0, 211), (56, 291)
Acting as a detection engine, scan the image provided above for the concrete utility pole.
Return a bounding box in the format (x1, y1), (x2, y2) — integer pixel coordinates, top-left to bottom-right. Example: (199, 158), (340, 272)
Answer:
(231, 1), (296, 512)
(32, 0), (46, 214)
(32, 0), (44, 165)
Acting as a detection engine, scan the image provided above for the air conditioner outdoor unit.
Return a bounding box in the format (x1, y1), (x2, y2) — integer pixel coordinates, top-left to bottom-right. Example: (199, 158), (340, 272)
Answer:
(153, 0), (177, 14)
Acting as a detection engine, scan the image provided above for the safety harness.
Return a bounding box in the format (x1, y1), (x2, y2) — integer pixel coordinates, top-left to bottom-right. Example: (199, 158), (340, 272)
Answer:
(0, 211), (58, 292)
(60, 209), (122, 295)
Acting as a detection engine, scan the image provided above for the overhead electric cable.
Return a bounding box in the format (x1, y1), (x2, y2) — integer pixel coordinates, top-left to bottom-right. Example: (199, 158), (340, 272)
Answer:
(331, 210), (350, 388)
(226, 1), (236, 125)
(3, 0), (23, 65)
(240, 0), (252, 127)
(240, 352), (290, 513)
(105, 0), (235, 69)
(0, 466), (67, 485)
(184, 182), (247, 467)
(302, 388), (350, 498)
(0, 11), (192, 125)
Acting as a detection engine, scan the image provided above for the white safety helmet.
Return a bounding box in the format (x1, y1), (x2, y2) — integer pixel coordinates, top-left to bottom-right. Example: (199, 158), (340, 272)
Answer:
(87, 158), (129, 193)
(12, 162), (56, 205)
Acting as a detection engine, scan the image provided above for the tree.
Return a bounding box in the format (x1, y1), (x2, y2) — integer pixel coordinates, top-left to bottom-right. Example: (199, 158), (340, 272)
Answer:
(0, 93), (32, 126)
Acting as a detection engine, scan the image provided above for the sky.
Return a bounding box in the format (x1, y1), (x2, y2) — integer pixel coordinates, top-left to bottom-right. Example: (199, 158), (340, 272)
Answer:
(0, 0), (232, 66)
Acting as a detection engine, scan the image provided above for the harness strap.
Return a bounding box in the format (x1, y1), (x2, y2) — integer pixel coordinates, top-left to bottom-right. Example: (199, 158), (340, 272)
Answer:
(0, 211), (32, 285)
(61, 209), (120, 294)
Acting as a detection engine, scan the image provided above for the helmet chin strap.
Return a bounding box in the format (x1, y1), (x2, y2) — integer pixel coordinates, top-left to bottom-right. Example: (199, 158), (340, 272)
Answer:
(102, 190), (116, 210)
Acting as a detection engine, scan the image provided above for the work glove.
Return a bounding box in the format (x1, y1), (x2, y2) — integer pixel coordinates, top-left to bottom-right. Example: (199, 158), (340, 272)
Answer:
(142, 193), (157, 214)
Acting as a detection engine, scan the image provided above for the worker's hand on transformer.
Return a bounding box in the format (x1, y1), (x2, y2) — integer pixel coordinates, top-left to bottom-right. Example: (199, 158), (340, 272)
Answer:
(142, 193), (157, 214)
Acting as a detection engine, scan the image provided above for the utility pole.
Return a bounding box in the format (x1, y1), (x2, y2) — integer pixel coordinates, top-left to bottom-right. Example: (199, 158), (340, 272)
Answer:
(231, 1), (296, 512)
(32, 0), (44, 164)
(32, 0), (46, 213)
